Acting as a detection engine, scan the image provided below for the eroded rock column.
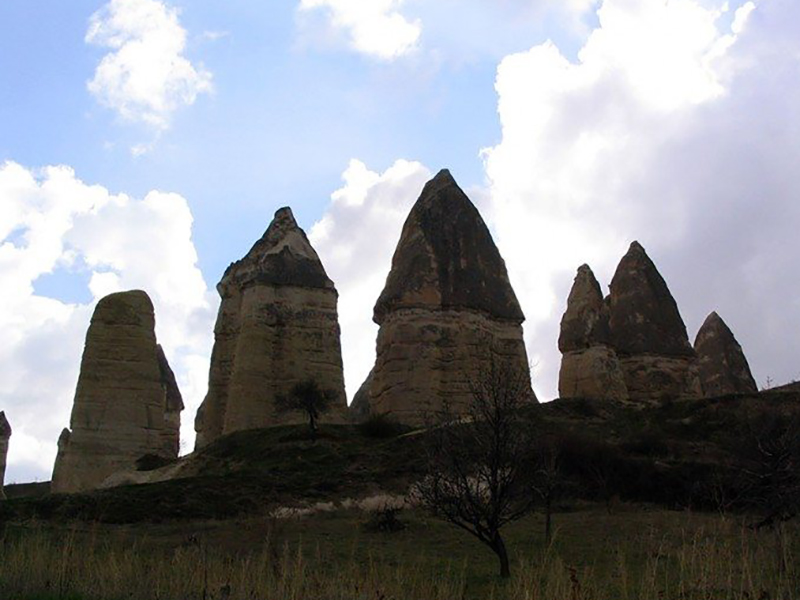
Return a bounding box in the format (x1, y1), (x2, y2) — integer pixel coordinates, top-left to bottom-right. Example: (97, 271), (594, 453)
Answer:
(0, 412), (10, 500)
(694, 311), (758, 396)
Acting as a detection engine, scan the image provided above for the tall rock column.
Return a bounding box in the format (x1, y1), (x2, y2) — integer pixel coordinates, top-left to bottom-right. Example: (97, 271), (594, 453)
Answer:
(0, 412), (10, 500)
(354, 170), (535, 425)
(51, 290), (183, 494)
(558, 265), (628, 401)
(607, 242), (701, 402)
(194, 207), (346, 448)
(694, 312), (758, 396)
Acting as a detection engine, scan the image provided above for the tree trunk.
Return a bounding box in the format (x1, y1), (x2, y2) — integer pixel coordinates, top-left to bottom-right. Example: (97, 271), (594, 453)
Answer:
(545, 496), (552, 545)
(491, 534), (511, 578)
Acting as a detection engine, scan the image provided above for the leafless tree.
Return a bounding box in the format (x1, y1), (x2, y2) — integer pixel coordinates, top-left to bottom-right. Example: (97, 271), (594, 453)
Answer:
(275, 379), (338, 441)
(414, 359), (536, 578)
(738, 409), (800, 572)
(531, 438), (562, 545)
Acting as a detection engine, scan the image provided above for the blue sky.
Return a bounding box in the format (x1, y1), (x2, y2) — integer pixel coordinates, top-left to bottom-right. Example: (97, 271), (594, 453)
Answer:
(2, 0), (799, 483)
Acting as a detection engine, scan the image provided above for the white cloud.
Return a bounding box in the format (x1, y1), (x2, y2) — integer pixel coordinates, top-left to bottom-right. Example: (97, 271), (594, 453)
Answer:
(298, 0), (421, 60)
(309, 159), (432, 398)
(482, 0), (800, 398)
(86, 0), (212, 130)
(0, 162), (214, 483)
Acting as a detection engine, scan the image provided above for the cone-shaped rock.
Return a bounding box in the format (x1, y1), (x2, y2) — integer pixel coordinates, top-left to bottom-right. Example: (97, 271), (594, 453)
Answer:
(558, 265), (628, 401)
(51, 290), (183, 494)
(0, 412), (10, 500)
(194, 207), (346, 448)
(608, 242), (701, 401)
(694, 312), (757, 396)
(358, 170), (534, 424)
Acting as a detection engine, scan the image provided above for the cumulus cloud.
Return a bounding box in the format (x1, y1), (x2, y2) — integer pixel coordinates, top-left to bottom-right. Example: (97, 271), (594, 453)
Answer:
(86, 0), (212, 130)
(0, 162), (214, 482)
(298, 0), (421, 60)
(309, 159), (432, 397)
(482, 0), (800, 398)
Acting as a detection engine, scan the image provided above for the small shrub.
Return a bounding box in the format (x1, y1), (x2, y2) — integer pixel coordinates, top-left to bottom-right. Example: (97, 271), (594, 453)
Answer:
(363, 503), (407, 533)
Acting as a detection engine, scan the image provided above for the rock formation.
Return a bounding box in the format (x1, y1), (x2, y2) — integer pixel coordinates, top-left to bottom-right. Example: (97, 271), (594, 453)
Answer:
(0, 412), (10, 500)
(51, 290), (183, 494)
(558, 265), (628, 401)
(694, 312), (758, 396)
(194, 207), (346, 448)
(157, 344), (184, 456)
(355, 169), (535, 425)
(607, 242), (701, 402)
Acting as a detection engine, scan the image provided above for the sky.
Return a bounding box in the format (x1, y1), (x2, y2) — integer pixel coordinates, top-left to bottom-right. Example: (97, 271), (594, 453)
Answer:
(2, 0), (799, 483)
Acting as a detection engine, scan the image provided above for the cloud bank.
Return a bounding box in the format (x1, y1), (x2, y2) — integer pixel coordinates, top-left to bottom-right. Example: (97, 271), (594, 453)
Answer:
(86, 0), (213, 130)
(0, 162), (214, 482)
(298, 0), (421, 60)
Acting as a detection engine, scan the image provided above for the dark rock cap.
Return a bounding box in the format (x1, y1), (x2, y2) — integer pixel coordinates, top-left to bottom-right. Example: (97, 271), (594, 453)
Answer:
(608, 241), (694, 357)
(92, 290), (154, 327)
(220, 207), (334, 294)
(0, 411), (10, 438)
(694, 311), (757, 395)
(558, 264), (611, 353)
(374, 169), (524, 324)
(157, 345), (184, 412)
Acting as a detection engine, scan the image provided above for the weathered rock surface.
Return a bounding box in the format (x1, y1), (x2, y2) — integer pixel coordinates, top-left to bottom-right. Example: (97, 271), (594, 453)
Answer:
(0, 412), (10, 500)
(349, 368), (374, 422)
(357, 170), (535, 424)
(608, 242), (701, 401)
(558, 265), (628, 401)
(694, 312), (758, 397)
(157, 344), (184, 456)
(51, 290), (183, 494)
(194, 207), (346, 448)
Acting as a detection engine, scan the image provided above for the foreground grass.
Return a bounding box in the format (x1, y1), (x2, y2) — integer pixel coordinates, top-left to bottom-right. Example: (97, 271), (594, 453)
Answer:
(1, 507), (798, 599)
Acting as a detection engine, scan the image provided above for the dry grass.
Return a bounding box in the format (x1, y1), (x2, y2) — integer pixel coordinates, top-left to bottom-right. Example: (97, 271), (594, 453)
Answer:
(0, 510), (797, 600)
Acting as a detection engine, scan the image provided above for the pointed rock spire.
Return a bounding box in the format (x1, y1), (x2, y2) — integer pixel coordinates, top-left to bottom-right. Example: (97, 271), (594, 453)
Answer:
(357, 169), (534, 424)
(694, 312), (757, 396)
(0, 411), (10, 500)
(195, 206), (346, 447)
(157, 344), (184, 456)
(374, 169), (524, 324)
(608, 241), (694, 357)
(220, 206), (333, 293)
(558, 264), (611, 353)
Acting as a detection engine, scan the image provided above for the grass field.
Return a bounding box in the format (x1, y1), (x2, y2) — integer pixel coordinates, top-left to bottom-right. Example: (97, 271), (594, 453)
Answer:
(1, 505), (797, 599)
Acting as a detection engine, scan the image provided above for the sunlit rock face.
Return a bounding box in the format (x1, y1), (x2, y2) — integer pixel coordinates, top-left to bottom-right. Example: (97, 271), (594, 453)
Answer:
(194, 207), (346, 448)
(51, 290), (183, 494)
(694, 312), (758, 397)
(356, 170), (535, 425)
(558, 265), (628, 401)
(0, 412), (10, 500)
(607, 242), (701, 402)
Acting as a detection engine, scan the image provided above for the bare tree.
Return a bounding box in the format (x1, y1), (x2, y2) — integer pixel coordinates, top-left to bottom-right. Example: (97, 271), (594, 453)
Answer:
(531, 438), (562, 545)
(275, 379), (338, 441)
(738, 409), (800, 572)
(414, 359), (536, 578)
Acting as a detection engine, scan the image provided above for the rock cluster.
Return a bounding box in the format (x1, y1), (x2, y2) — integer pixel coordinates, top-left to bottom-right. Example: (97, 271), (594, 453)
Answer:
(694, 312), (757, 396)
(558, 265), (627, 401)
(51, 290), (183, 494)
(0, 412), (10, 500)
(558, 242), (702, 403)
(194, 207), (346, 448)
(353, 170), (535, 424)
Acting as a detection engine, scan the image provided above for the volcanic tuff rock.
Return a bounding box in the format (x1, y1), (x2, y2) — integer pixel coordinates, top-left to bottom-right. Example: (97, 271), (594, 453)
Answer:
(356, 169), (535, 424)
(694, 312), (758, 396)
(157, 344), (184, 456)
(0, 412), (10, 500)
(194, 207), (345, 448)
(558, 265), (628, 401)
(607, 242), (701, 402)
(51, 290), (183, 494)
